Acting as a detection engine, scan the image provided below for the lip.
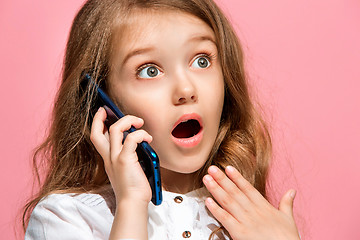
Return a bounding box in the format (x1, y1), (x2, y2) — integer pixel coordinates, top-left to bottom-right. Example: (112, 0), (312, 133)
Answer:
(171, 113), (203, 148)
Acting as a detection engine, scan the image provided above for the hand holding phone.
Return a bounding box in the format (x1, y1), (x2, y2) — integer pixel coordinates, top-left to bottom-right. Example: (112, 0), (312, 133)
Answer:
(83, 73), (162, 205)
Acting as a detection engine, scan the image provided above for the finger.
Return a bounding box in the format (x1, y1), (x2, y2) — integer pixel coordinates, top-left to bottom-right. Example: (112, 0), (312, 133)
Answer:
(225, 166), (266, 205)
(207, 166), (251, 208)
(205, 197), (240, 237)
(108, 115), (144, 160)
(203, 174), (245, 220)
(90, 107), (110, 161)
(279, 189), (296, 218)
(120, 130), (153, 162)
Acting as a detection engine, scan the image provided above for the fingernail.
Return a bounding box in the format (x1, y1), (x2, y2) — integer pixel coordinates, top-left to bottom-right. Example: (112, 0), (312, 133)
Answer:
(290, 189), (297, 199)
(203, 175), (213, 183)
(206, 197), (214, 205)
(208, 166), (218, 174)
(226, 165), (235, 173)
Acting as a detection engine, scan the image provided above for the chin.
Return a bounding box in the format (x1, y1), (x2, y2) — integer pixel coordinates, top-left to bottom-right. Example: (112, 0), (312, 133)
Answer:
(162, 158), (207, 174)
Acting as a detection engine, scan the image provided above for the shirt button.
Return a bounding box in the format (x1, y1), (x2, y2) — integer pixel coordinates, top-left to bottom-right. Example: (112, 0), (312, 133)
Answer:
(174, 196), (183, 203)
(182, 231), (191, 238)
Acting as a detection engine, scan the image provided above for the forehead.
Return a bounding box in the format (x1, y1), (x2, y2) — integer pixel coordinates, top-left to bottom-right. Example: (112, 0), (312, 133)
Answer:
(111, 9), (216, 57)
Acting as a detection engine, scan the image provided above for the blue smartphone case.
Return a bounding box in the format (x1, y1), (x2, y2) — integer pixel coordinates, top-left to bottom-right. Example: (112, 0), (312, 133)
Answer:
(83, 73), (162, 205)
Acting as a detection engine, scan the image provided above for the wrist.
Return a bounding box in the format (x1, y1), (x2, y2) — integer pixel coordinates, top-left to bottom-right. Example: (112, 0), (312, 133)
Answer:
(110, 198), (149, 240)
(117, 197), (149, 211)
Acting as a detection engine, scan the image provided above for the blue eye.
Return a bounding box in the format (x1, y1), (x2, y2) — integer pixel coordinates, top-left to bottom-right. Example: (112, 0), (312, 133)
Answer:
(138, 66), (161, 78)
(191, 56), (211, 69)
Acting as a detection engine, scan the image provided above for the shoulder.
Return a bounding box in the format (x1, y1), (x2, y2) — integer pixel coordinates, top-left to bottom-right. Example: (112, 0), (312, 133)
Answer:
(25, 193), (114, 240)
(38, 192), (109, 209)
(34, 192), (113, 219)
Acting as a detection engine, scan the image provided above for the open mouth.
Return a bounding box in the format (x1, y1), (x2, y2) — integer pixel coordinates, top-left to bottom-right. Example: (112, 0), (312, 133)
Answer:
(171, 119), (202, 139)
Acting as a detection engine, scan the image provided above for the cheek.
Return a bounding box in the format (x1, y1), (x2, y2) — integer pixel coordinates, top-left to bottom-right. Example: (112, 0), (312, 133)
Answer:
(201, 76), (224, 118)
(118, 91), (169, 137)
(214, 73), (225, 116)
(205, 63), (225, 106)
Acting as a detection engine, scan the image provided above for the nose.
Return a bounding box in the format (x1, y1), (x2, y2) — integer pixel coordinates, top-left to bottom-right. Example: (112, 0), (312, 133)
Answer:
(172, 74), (198, 105)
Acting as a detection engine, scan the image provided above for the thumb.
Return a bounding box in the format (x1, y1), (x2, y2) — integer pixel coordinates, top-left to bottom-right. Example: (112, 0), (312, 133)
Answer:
(279, 189), (296, 218)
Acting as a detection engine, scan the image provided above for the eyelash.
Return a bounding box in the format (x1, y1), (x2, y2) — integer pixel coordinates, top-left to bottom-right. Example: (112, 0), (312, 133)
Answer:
(190, 52), (215, 68)
(135, 52), (216, 78)
(136, 62), (162, 76)
(193, 52), (216, 63)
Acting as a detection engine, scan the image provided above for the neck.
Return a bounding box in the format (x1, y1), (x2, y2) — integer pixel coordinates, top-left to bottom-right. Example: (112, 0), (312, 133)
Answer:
(160, 168), (199, 194)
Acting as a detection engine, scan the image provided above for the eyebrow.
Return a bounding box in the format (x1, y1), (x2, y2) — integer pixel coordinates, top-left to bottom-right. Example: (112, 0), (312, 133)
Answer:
(122, 47), (155, 65)
(122, 35), (217, 65)
(187, 35), (217, 45)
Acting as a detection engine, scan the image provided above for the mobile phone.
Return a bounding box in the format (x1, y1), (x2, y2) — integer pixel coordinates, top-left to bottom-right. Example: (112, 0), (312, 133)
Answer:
(83, 73), (162, 205)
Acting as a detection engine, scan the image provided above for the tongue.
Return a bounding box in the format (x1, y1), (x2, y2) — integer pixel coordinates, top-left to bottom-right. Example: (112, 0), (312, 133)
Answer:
(172, 119), (200, 138)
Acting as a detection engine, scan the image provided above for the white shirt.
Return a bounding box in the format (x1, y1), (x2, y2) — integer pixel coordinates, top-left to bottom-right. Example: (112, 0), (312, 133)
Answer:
(25, 188), (229, 240)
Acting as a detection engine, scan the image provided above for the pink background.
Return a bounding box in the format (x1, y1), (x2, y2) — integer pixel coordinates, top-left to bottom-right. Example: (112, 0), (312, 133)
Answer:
(1, 0), (359, 239)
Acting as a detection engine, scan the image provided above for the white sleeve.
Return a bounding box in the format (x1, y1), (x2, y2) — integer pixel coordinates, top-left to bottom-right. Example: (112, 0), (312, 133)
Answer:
(25, 193), (113, 240)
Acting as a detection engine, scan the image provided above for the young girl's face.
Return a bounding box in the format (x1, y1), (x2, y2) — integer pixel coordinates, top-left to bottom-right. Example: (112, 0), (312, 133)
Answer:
(109, 10), (224, 176)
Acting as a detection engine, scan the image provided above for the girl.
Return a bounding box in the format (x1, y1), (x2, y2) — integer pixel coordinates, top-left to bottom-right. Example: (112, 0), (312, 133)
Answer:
(23, 0), (300, 239)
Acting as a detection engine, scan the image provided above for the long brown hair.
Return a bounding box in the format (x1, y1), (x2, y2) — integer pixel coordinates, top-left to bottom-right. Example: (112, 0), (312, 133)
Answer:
(22, 0), (272, 236)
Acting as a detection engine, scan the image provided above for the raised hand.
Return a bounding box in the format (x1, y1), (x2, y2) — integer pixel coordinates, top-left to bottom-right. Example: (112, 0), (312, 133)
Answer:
(90, 107), (152, 204)
(90, 107), (152, 239)
(203, 165), (300, 240)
